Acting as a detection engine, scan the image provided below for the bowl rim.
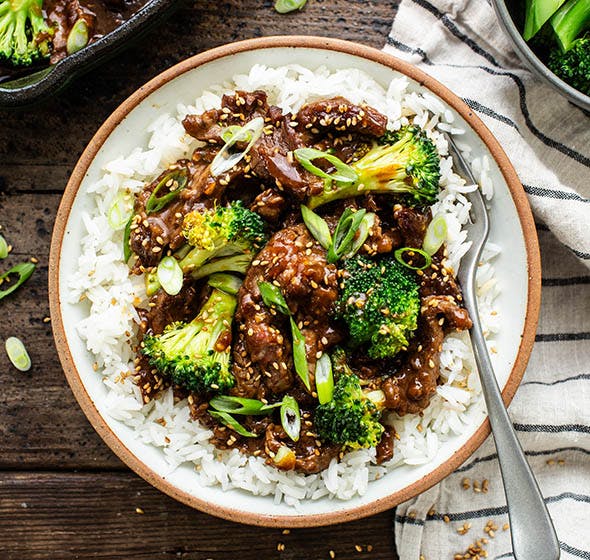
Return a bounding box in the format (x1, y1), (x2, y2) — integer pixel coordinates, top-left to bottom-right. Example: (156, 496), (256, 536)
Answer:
(48, 35), (541, 528)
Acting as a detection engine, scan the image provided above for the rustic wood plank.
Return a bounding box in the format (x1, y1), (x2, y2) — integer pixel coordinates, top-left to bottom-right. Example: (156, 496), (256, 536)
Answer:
(0, 471), (397, 560)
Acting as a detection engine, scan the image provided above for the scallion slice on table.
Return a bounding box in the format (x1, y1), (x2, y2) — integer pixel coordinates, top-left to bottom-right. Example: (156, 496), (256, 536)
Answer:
(280, 395), (301, 442)
(5, 336), (31, 372)
(209, 395), (282, 416)
(211, 117), (264, 177)
(208, 410), (258, 438)
(314, 353), (334, 405)
(274, 0), (307, 13)
(108, 192), (133, 231)
(293, 147), (358, 183)
(394, 247), (432, 271)
(0, 234), (8, 259)
(156, 256), (183, 296)
(145, 168), (188, 214)
(0, 262), (35, 301)
(422, 214), (447, 256)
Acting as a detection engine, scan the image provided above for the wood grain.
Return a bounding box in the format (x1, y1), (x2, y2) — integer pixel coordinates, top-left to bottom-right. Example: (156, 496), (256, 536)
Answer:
(0, 1), (400, 557)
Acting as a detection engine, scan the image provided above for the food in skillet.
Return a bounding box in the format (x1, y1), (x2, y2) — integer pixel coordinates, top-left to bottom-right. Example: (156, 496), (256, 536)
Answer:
(122, 90), (473, 474)
(0, 0), (148, 82)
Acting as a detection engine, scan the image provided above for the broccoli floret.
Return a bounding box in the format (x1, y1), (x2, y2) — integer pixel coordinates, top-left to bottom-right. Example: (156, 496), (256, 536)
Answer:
(180, 200), (267, 272)
(548, 36), (590, 95)
(307, 126), (441, 209)
(0, 0), (52, 67)
(142, 285), (237, 394)
(315, 349), (385, 450)
(335, 255), (420, 360)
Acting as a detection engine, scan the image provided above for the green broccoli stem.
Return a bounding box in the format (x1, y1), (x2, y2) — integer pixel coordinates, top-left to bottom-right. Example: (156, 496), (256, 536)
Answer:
(551, 0), (590, 51)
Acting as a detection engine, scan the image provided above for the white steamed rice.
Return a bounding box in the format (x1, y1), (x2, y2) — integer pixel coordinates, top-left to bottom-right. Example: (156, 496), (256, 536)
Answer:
(68, 64), (500, 506)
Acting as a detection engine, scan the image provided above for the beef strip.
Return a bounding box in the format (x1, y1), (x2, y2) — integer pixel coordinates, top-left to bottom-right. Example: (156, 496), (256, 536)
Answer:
(250, 188), (287, 223)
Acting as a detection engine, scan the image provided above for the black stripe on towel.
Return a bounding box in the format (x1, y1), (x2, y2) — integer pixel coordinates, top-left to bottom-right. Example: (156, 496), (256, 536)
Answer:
(522, 373), (590, 387)
(523, 184), (590, 203)
(560, 542), (590, 560)
(535, 333), (590, 342)
(514, 423), (590, 434)
(542, 276), (590, 286)
(463, 98), (520, 131)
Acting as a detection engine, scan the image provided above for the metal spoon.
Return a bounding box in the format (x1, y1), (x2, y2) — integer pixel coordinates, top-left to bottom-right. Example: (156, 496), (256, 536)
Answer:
(448, 135), (560, 560)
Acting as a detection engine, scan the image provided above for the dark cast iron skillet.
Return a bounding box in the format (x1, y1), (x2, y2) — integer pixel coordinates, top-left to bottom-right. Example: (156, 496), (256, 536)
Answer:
(0, 0), (182, 109)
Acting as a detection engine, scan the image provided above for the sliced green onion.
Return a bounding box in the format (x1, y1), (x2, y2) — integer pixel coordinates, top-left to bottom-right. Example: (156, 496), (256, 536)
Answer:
(108, 192), (133, 231)
(156, 256), (183, 296)
(211, 117), (264, 177)
(209, 410), (258, 437)
(274, 0), (307, 13)
(290, 316), (311, 391)
(209, 395), (282, 416)
(327, 208), (366, 264)
(280, 395), (301, 442)
(314, 353), (334, 404)
(394, 247), (432, 271)
(145, 271), (160, 296)
(221, 125), (254, 144)
(0, 262), (35, 301)
(0, 234), (8, 259)
(301, 205), (332, 250)
(345, 212), (376, 259)
(123, 216), (133, 263)
(365, 389), (386, 408)
(5, 336), (31, 372)
(208, 273), (243, 296)
(66, 18), (89, 55)
(294, 148), (358, 184)
(423, 214), (448, 256)
(145, 168), (189, 214)
(258, 281), (291, 316)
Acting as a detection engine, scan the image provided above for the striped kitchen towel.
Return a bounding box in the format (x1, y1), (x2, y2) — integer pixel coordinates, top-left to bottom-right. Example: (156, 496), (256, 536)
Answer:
(384, 0), (590, 559)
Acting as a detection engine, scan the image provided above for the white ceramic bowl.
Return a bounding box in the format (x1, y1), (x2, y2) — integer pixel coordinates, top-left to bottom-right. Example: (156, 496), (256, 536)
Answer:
(49, 36), (541, 527)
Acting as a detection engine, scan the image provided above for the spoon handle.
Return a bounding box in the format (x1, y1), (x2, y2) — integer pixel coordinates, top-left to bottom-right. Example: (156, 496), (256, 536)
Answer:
(465, 293), (560, 560)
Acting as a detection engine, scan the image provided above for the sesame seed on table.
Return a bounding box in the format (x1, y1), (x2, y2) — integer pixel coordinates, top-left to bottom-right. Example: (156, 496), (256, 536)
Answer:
(0, 1), (400, 559)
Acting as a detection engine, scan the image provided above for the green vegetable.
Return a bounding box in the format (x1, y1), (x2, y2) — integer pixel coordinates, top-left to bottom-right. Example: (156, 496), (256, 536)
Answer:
(335, 255), (420, 360)
(209, 411), (258, 437)
(123, 216), (133, 263)
(548, 35), (590, 94)
(0, 234), (8, 259)
(190, 253), (253, 281)
(550, 0), (590, 50)
(314, 353), (334, 405)
(108, 192), (133, 231)
(294, 147), (358, 184)
(327, 208), (366, 264)
(142, 286), (237, 394)
(0, 262), (35, 301)
(66, 18), (88, 55)
(300, 205), (332, 250)
(0, 0), (52, 67)
(156, 256), (183, 296)
(423, 214), (448, 256)
(145, 168), (188, 214)
(220, 125), (254, 144)
(257, 281), (311, 390)
(314, 349), (385, 450)
(280, 395), (301, 442)
(394, 247), (432, 271)
(207, 272), (242, 296)
(211, 117), (264, 176)
(274, 0), (308, 14)
(5, 336), (31, 371)
(209, 395), (282, 415)
(306, 126), (441, 209)
(523, 0), (567, 40)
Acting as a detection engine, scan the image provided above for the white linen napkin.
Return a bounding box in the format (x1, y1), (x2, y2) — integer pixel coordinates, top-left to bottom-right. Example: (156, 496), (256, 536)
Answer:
(384, 1), (590, 558)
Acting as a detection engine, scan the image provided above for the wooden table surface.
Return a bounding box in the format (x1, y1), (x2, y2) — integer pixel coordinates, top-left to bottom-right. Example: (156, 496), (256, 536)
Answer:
(0, 2), (401, 559)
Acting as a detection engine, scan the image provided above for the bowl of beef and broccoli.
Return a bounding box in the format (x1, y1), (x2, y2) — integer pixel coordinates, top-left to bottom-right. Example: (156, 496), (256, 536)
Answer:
(493, 0), (590, 110)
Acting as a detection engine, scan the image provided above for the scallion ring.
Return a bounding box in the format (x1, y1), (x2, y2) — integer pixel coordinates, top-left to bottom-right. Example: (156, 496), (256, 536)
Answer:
(145, 168), (189, 214)
(208, 411), (258, 438)
(290, 317), (311, 390)
(66, 18), (89, 55)
(274, 0), (307, 13)
(108, 192), (133, 231)
(327, 208), (366, 264)
(221, 125), (253, 144)
(345, 212), (376, 259)
(156, 256), (183, 296)
(210, 117), (264, 177)
(258, 281), (291, 316)
(145, 270), (161, 296)
(5, 336), (31, 372)
(423, 214), (448, 256)
(209, 395), (282, 416)
(123, 216), (133, 263)
(280, 395), (301, 442)
(0, 262), (35, 301)
(314, 353), (334, 405)
(394, 247), (432, 271)
(301, 205), (332, 250)
(293, 148), (358, 184)
(0, 234), (8, 259)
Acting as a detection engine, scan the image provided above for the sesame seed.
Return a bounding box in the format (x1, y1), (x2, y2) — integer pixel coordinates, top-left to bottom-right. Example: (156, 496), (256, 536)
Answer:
(135, 507), (144, 514)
